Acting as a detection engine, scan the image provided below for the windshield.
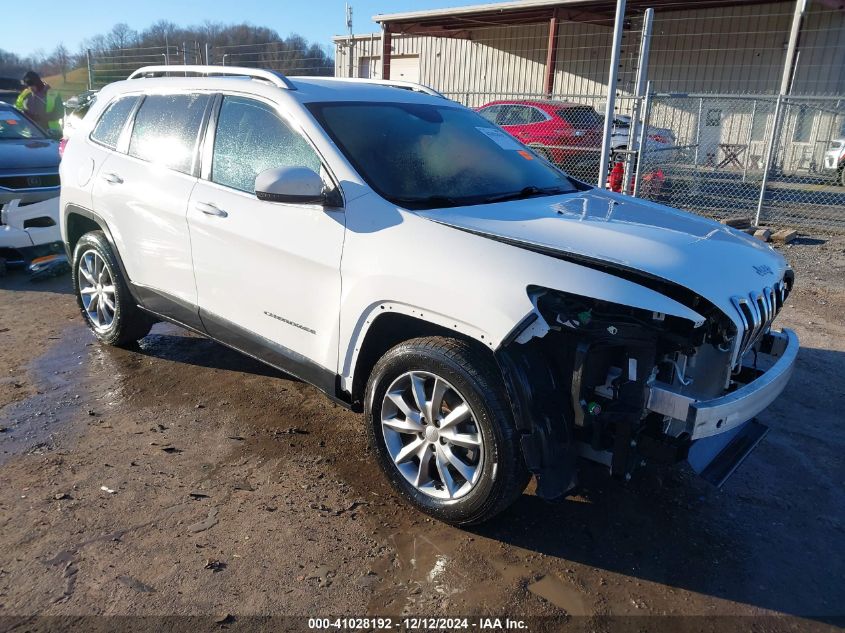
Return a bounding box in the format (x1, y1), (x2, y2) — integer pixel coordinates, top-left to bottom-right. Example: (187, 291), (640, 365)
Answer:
(308, 101), (580, 209)
(0, 109), (46, 140)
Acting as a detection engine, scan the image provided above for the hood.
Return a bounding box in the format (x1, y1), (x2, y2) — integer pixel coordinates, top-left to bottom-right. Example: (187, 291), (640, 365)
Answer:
(0, 139), (60, 170)
(416, 189), (789, 321)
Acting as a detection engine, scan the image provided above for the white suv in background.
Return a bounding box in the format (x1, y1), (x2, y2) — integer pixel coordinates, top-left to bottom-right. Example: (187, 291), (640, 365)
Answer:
(60, 66), (798, 525)
(823, 137), (845, 186)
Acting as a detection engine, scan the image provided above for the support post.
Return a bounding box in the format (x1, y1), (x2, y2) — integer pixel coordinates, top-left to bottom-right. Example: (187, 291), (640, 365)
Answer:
(624, 7), (653, 194)
(754, 0), (805, 224)
(544, 10), (561, 96)
(205, 42), (210, 65)
(597, 0), (626, 189)
(755, 94), (784, 226)
(632, 82), (652, 198)
(381, 24), (392, 80)
(693, 97), (704, 166)
(742, 99), (757, 182)
(780, 0), (807, 95)
(182, 42), (188, 66)
(86, 49), (93, 90)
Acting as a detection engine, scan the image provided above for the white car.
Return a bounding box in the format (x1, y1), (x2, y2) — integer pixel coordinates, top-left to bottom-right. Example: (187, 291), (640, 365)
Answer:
(611, 114), (677, 152)
(823, 137), (844, 186)
(60, 65), (798, 524)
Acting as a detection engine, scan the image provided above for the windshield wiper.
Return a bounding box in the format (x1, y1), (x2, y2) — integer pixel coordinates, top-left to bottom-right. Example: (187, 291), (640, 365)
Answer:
(480, 185), (569, 205)
(392, 195), (464, 209)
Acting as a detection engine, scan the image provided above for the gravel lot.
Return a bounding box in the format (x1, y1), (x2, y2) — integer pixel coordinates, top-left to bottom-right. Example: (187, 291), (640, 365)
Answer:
(0, 235), (843, 631)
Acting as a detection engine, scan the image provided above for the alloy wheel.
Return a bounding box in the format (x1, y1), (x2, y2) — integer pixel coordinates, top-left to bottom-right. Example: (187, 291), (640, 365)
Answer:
(380, 371), (484, 500)
(78, 249), (116, 331)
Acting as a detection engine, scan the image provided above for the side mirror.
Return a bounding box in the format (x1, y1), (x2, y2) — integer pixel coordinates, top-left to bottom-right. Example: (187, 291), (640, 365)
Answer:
(255, 166), (326, 205)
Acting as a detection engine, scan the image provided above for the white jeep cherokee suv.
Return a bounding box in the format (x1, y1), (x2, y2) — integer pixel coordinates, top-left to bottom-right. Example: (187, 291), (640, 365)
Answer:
(60, 66), (798, 524)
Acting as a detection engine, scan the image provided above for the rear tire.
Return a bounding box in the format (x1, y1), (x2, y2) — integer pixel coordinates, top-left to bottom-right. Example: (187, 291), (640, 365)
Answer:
(365, 336), (530, 525)
(72, 231), (152, 347)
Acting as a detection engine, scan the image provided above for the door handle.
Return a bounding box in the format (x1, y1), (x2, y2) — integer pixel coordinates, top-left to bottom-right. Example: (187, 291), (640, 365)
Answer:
(102, 172), (123, 184)
(195, 201), (228, 218)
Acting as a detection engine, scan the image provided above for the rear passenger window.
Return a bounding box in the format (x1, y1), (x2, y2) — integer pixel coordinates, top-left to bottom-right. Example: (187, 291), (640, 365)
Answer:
(90, 96), (138, 149)
(526, 108), (546, 124)
(128, 93), (211, 175)
(211, 96), (321, 194)
(478, 106), (501, 124)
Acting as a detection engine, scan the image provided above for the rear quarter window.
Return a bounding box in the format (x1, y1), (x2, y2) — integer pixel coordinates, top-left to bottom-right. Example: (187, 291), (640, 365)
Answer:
(90, 96), (139, 149)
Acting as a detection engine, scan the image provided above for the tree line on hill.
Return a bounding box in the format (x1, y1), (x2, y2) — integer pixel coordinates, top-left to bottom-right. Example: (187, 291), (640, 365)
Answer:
(0, 21), (334, 85)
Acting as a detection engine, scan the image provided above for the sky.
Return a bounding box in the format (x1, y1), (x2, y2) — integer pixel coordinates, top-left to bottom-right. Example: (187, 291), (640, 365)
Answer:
(7, 0), (501, 57)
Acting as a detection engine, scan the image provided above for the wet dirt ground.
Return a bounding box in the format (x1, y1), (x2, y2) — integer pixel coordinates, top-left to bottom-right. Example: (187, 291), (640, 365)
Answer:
(0, 236), (843, 631)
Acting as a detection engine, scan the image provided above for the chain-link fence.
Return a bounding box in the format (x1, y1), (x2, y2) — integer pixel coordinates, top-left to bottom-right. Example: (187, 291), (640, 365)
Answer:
(634, 94), (845, 230)
(88, 44), (203, 89)
(213, 41), (334, 76)
(86, 41), (334, 89)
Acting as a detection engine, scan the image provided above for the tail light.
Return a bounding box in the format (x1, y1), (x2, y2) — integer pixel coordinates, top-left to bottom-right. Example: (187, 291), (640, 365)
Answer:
(58, 137), (68, 158)
(648, 133), (670, 144)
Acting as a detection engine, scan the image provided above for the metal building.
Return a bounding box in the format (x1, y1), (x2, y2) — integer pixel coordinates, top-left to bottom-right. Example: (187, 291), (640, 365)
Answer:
(334, 0), (844, 97)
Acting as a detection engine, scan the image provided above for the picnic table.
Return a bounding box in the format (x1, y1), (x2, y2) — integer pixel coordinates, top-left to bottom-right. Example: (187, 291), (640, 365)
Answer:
(717, 143), (747, 169)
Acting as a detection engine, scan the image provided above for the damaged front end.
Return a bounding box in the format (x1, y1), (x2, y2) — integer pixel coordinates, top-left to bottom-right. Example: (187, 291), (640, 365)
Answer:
(496, 280), (797, 500)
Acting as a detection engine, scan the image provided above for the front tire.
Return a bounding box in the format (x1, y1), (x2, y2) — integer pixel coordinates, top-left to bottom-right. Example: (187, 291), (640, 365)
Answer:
(72, 231), (152, 347)
(365, 336), (530, 525)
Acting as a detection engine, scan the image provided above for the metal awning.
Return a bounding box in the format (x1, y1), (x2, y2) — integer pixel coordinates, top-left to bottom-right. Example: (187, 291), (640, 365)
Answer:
(374, 0), (791, 32)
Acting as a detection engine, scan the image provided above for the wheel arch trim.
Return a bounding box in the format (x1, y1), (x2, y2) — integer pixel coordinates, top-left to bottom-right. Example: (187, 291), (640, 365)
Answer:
(62, 203), (139, 303)
(341, 301), (497, 399)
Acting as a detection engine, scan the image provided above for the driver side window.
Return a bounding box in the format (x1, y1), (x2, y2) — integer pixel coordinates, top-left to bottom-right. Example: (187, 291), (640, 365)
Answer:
(211, 96), (321, 193)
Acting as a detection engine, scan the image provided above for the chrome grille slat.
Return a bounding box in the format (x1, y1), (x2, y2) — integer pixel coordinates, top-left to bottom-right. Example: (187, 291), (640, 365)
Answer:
(731, 280), (786, 361)
(747, 291), (763, 345)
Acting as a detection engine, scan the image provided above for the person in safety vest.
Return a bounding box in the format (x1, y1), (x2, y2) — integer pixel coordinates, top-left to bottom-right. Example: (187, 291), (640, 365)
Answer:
(16, 71), (63, 133)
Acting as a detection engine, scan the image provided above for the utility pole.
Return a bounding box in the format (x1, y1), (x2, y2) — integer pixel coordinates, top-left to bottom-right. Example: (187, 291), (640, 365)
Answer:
(86, 49), (93, 90)
(346, 3), (354, 77)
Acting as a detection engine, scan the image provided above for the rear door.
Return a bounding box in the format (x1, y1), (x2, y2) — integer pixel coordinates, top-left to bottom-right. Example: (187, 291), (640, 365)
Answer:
(62, 94), (138, 218)
(187, 94), (345, 379)
(91, 92), (212, 314)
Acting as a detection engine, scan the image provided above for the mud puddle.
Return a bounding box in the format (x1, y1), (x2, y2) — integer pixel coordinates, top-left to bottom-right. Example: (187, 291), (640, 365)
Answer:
(367, 529), (465, 614)
(0, 326), (111, 463)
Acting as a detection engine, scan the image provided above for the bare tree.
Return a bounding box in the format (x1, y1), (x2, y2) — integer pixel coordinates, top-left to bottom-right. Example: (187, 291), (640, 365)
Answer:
(51, 43), (70, 81)
(107, 23), (138, 50)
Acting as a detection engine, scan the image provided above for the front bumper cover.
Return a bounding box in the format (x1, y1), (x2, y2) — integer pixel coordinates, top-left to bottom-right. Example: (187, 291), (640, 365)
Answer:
(646, 328), (798, 440)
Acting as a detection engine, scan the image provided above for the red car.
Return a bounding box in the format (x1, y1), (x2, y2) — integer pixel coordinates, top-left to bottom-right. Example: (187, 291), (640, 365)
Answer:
(476, 99), (604, 180)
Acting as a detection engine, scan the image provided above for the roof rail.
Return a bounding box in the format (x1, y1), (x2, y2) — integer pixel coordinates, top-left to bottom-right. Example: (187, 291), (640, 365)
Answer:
(292, 76), (444, 98)
(127, 65), (296, 90)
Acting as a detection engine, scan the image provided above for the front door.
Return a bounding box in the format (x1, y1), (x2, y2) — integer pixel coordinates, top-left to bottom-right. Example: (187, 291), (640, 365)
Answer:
(187, 95), (345, 380)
